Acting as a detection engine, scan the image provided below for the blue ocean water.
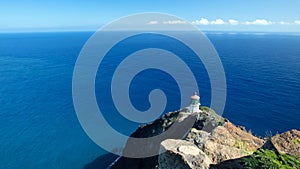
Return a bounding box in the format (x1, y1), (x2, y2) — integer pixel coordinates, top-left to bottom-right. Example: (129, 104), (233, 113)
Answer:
(0, 32), (299, 168)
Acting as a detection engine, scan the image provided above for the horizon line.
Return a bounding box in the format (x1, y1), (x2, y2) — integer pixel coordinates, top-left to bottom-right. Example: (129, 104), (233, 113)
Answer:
(1, 29), (300, 34)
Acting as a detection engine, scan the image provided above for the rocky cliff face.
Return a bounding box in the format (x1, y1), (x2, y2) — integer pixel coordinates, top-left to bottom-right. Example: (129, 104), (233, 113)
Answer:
(110, 107), (300, 169)
(159, 122), (265, 169)
(159, 139), (212, 169)
(270, 129), (300, 157)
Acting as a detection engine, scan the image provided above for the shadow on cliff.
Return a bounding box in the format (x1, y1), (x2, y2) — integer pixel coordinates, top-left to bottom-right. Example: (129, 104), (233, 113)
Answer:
(83, 134), (277, 169)
(209, 156), (247, 169)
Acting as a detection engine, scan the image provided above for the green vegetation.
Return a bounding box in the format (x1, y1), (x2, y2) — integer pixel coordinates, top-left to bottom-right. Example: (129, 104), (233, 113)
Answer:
(199, 106), (211, 112)
(293, 139), (300, 145)
(162, 111), (179, 131)
(242, 149), (300, 169)
(199, 106), (225, 125)
(233, 139), (251, 153)
(169, 116), (177, 123)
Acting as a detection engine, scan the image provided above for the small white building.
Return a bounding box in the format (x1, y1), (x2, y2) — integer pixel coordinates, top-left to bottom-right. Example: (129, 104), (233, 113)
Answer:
(189, 92), (201, 113)
(178, 92), (202, 122)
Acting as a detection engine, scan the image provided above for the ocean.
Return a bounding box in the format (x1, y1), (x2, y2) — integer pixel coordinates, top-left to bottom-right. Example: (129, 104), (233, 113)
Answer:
(0, 31), (299, 169)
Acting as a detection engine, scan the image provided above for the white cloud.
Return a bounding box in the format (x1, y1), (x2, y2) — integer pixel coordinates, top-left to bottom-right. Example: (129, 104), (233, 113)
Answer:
(278, 21), (290, 25)
(192, 18), (209, 25)
(211, 19), (226, 25)
(278, 20), (300, 25)
(191, 18), (300, 26)
(294, 20), (300, 25)
(228, 19), (239, 25)
(147, 20), (158, 25)
(244, 19), (273, 25)
(192, 18), (228, 25)
(163, 20), (187, 25)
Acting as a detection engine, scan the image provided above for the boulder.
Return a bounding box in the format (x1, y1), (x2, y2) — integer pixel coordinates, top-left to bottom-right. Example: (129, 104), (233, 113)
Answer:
(224, 121), (265, 151)
(199, 127), (248, 163)
(185, 121), (264, 164)
(159, 139), (212, 169)
(271, 129), (300, 157)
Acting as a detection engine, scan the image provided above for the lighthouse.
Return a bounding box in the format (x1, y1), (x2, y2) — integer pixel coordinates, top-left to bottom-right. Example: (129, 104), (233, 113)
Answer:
(178, 92), (202, 122)
(189, 92), (201, 113)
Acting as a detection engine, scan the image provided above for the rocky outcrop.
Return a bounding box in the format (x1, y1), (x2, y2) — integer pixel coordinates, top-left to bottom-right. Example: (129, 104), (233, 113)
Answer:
(110, 107), (299, 169)
(111, 107), (223, 169)
(224, 121), (264, 151)
(110, 111), (197, 169)
(195, 126), (261, 163)
(110, 111), (179, 169)
(271, 129), (300, 157)
(158, 126), (300, 169)
(159, 121), (265, 169)
(159, 139), (212, 169)
(188, 121), (265, 161)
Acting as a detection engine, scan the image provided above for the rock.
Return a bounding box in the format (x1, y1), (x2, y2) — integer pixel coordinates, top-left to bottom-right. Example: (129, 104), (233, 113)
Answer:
(185, 121), (264, 164)
(199, 127), (249, 163)
(209, 157), (245, 169)
(185, 128), (210, 146)
(111, 111), (197, 169)
(201, 140), (247, 164)
(193, 107), (225, 132)
(159, 139), (212, 169)
(89, 105), (300, 169)
(271, 129), (300, 157)
(224, 121), (265, 151)
(110, 108), (285, 169)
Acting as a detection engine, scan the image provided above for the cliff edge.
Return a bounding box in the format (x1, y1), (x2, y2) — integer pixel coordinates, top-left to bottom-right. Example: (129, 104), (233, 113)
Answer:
(110, 106), (300, 169)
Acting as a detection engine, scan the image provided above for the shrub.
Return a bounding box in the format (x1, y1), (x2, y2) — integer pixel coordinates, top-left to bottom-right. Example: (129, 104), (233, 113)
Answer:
(199, 106), (225, 125)
(242, 149), (300, 169)
(293, 139), (300, 145)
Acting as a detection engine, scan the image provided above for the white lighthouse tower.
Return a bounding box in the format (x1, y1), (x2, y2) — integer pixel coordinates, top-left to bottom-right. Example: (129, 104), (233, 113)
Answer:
(178, 92), (202, 122)
(189, 92), (201, 113)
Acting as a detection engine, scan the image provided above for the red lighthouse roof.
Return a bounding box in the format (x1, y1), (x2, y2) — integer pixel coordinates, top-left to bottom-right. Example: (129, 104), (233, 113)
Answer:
(190, 92), (200, 100)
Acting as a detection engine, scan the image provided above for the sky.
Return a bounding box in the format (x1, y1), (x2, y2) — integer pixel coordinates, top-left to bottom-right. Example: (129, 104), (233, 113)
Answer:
(0, 0), (300, 32)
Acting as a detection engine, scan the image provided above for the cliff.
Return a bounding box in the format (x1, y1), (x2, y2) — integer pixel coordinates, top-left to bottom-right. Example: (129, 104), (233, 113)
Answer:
(110, 106), (300, 169)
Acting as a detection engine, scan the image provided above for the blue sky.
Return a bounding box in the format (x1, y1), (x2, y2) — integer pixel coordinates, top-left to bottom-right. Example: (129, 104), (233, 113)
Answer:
(1, 0), (300, 32)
